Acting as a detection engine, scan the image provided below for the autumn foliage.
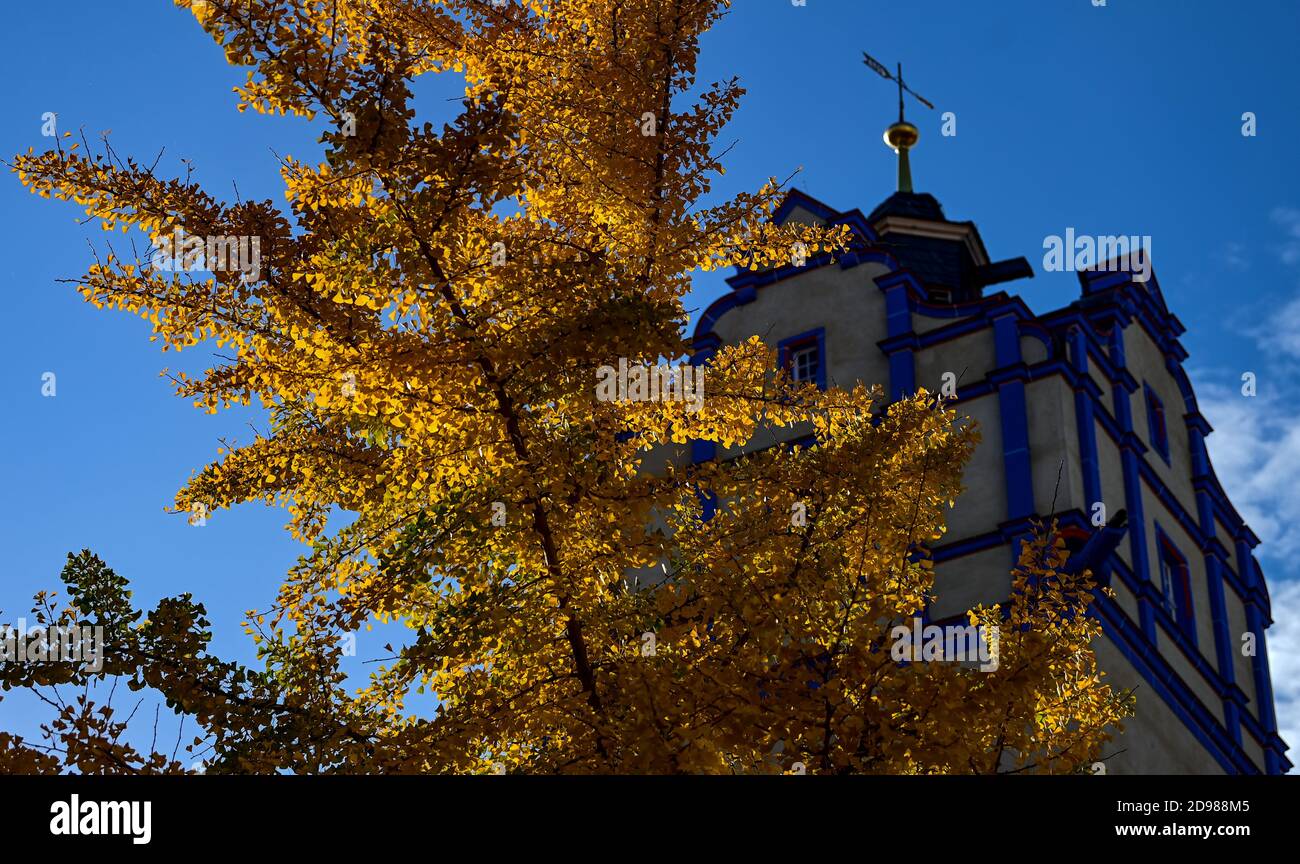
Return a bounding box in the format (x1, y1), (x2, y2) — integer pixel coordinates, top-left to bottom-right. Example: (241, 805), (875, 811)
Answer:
(3, 0), (1131, 773)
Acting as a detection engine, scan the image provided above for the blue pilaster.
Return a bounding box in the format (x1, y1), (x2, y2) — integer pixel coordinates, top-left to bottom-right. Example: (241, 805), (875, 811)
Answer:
(689, 335), (720, 464)
(1107, 323), (1156, 641)
(876, 272), (917, 401)
(992, 313), (1034, 521)
(1187, 412), (1242, 743)
(1236, 536), (1285, 773)
(1067, 326), (1103, 510)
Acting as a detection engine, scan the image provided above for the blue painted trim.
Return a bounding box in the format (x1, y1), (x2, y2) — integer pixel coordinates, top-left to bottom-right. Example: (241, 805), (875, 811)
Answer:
(1066, 376), (1268, 748)
(883, 279), (1280, 771)
(771, 189), (842, 225)
(878, 272), (918, 337)
(682, 191), (1289, 771)
(691, 332), (721, 356)
(912, 295), (1038, 349)
(1188, 415), (1238, 735)
(1137, 463), (1252, 602)
(888, 352), (915, 402)
(1091, 568), (1260, 774)
(1019, 318), (1055, 357)
(916, 312), (990, 347)
(876, 273), (917, 400)
(993, 312), (1023, 369)
(930, 535), (1286, 773)
(1205, 553), (1242, 745)
(1241, 552), (1285, 772)
(1110, 343), (1156, 641)
(931, 528), (1007, 563)
(913, 295), (994, 320)
(904, 298), (1268, 626)
(950, 379), (996, 403)
(694, 293), (739, 342)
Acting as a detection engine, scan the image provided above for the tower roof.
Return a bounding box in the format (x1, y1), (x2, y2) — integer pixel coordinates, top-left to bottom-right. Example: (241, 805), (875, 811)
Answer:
(867, 191), (946, 223)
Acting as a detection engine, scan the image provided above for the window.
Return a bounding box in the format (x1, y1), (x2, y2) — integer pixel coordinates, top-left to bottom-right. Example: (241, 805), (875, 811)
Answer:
(790, 343), (819, 383)
(1156, 531), (1195, 642)
(1145, 385), (1170, 462)
(778, 329), (826, 390)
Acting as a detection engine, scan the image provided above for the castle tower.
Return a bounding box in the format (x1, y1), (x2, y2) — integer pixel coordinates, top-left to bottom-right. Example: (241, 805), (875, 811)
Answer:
(685, 117), (1290, 774)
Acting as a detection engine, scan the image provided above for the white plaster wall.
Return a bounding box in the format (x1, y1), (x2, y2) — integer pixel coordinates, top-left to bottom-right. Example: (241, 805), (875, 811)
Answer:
(1087, 353), (1111, 409)
(1215, 519), (1234, 549)
(1095, 422), (1131, 568)
(931, 545), (1015, 622)
(915, 329), (997, 395)
(1094, 637), (1229, 775)
(914, 308), (968, 335)
(1242, 729), (1267, 772)
(1026, 376), (1086, 516)
(1021, 334), (1050, 366)
(1124, 324), (1198, 519)
(942, 394), (1006, 542)
(1159, 622), (1226, 729)
(1227, 595), (1258, 714)
(713, 261), (893, 396)
(1111, 577), (1140, 626)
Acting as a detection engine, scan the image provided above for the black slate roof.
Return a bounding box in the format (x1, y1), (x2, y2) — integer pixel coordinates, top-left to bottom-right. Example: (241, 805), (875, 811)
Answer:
(867, 191), (947, 223)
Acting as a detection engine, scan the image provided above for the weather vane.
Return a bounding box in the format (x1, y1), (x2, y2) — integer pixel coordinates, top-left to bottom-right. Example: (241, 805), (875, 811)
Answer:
(862, 51), (934, 193)
(862, 52), (934, 122)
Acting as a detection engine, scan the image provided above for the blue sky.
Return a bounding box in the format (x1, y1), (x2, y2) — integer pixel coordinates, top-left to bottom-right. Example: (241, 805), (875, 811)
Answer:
(2, 0), (1298, 768)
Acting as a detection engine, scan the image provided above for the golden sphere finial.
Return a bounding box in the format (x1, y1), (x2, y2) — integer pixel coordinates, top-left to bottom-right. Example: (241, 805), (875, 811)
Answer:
(884, 121), (920, 152)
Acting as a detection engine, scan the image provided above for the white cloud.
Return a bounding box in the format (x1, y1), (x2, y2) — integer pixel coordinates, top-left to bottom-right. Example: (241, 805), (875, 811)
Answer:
(1271, 206), (1300, 267)
(1218, 241), (1250, 272)
(1263, 578), (1300, 770)
(1199, 380), (1300, 559)
(1173, 208), (1300, 769)
(1241, 295), (1300, 362)
(1198, 378), (1300, 770)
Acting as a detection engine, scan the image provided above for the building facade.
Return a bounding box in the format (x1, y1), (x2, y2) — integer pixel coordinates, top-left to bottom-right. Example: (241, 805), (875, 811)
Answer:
(686, 181), (1290, 774)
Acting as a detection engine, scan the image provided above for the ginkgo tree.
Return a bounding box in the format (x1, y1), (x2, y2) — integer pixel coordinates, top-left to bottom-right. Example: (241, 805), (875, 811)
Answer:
(4, 0), (1132, 774)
